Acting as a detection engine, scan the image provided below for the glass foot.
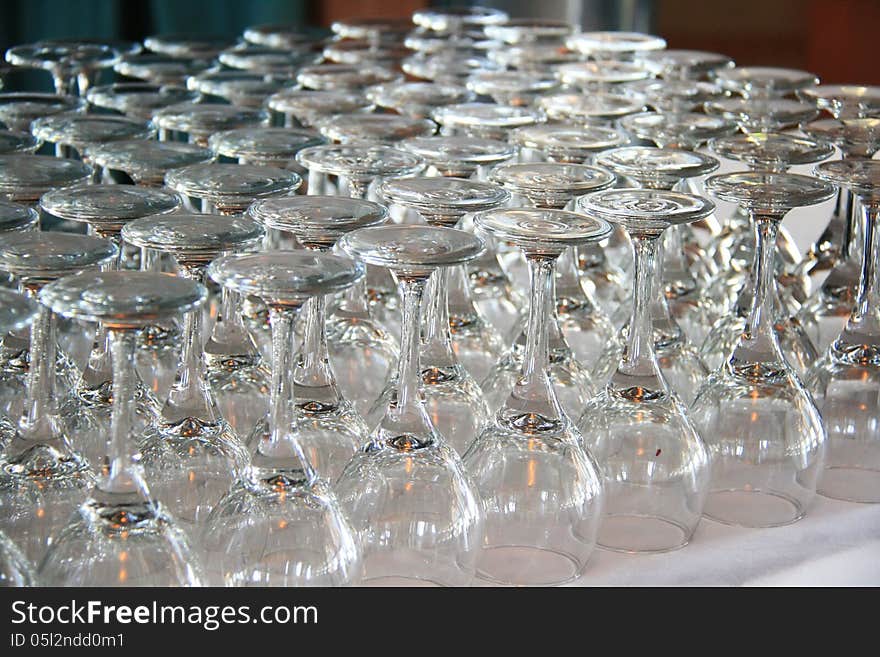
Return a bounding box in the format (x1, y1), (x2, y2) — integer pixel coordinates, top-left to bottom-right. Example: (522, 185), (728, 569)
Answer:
(476, 545), (584, 586)
(819, 466), (880, 504)
(704, 488), (805, 528)
(598, 514), (691, 553)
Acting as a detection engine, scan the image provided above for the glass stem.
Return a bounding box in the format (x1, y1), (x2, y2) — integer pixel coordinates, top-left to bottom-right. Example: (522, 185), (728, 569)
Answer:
(522, 255), (554, 383)
(295, 294), (339, 400)
(622, 234), (659, 374)
(18, 299), (57, 441)
(745, 216), (781, 341)
(260, 304), (316, 481)
(162, 264), (220, 427)
(394, 277), (426, 417)
(841, 202), (880, 342)
(422, 267), (455, 369)
(104, 329), (138, 492)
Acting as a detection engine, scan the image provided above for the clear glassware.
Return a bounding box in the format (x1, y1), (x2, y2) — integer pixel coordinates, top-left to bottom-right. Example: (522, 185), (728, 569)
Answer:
(486, 163), (616, 407)
(209, 127), (324, 169)
(464, 207), (609, 585)
(484, 17), (575, 44)
(152, 102), (269, 146)
(39, 185), (180, 461)
(244, 23), (314, 49)
(805, 159), (880, 503)
(38, 271), (206, 586)
(538, 89), (647, 125)
(217, 44), (320, 79)
(202, 251), (363, 586)
(121, 214), (262, 543)
(432, 102), (545, 140)
(510, 123), (629, 165)
(295, 144), (420, 395)
(591, 147), (718, 403)
(413, 6), (507, 34)
(0, 232), (117, 563)
(267, 89), (373, 130)
(399, 135), (515, 178)
(166, 161), (301, 366)
(86, 82), (198, 121)
(403, 52), (502, 85)
(795, 119), (880, 352)
(5, 41), (118, 96)
(0, 129), (40, 155)
(377, 176), (508, 454)
(566, 31), (666, 60)
(248, 195), (387, 478)
(692, 171), (834, 527)
(296, 63), (402, 92)
(556, 60), (653, 91)
(637, 49), (734, 81)
(465, 70), (559, 107)
(366, 81), (474, 120)
(701, 135), (834, 375)
(187, 70), (294, 110)
(86, 139), (215, 187)
(0, 155), (91, 206)
(114, 53), (212, 87)
(486, 42), (582, 73)
(796, 106), (880, 292)
(336, 224), (484, 586)
(577, 188), (714, 552)
(0, 289), (38, 587)
(635, 78), (726, 115)
(143, 33), (233, 60)
(331, 17), (412, 41)
(0, 92), (85, 133)
(323, 40), (410, 67)
(317, 113), (436, 145)
(31, 113), (155, 163)
(715, 66), (819, 98)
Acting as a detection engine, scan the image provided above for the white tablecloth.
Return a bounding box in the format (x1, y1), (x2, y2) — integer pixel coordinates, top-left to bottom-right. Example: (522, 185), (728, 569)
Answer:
(570, 495), (880, 586)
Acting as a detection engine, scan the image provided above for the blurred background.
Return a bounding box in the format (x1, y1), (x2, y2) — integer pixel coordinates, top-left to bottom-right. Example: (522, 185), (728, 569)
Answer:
(0, 0), (876, 86)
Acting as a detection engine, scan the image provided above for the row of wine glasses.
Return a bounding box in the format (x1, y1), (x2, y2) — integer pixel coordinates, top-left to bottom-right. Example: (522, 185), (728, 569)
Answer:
(0, 7), (877, 587)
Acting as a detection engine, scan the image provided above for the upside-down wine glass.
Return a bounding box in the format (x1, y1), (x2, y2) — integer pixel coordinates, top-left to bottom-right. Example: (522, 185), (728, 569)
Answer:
(38, 271), (207, 585)
(692, 171), (834, 527)
(577, 188), (715, 552)
(336, 224), (484, 586)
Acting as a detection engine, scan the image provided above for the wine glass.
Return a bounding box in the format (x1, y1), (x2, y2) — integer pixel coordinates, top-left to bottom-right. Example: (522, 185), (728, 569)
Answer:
(566, 31), (666, 60)
(0, 288), (38, 587)
(202, 251), (363, 586)
(692, 171), (834, 527)
(209, 127), (324, 168)
(591, 147), (719, 403)
(796, 118), (880, 352)
(377, 176), (508, 454)
(86, 82), (199, 121)
(248, 194), (387, 477)
(366, 81), (474, 120)
(637, 49), (734, 81)
(5, 41), (119, 96)
(39, 185), (181, 462)
(296, 144), (422, 411)
(0, 92), (85, 133)
(121, 214), (263, 544)
(86, 139), (215, 187)
(217, 44), (319, 80)
(701, 134), (835, 376)
(577, 188), (715, 552)
(0, 233), (117, 563)
(114, 53), (212, 87)
(336, 224), (484, 586)
(0, 129), (39, 155)
(31, 114), (154, 165)
(38, 271), (207, 585)
(267, 89), (373, 130)
(413, 6), (507, 34)
(187, 70), (295, 110)
(399, 135), (515, 178)
(465, 70), (560, 107)
(484, 162), (616, 417)
(143, 33), (233, 60)
(152, 102), (269, 146)
(805, 159), (880, 503)
(317, 113), (436, 145)
(297, 63), (402, 91)
(464, 207), (610, 585)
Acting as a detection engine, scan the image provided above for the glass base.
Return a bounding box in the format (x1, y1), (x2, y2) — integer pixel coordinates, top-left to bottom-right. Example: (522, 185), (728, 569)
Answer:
(704, 488), (805, 528)
(598, 514), (691, 553)
(819, 466), (880, 504)
(361, 576), (443, 587)
(476, 544), (586, 586)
